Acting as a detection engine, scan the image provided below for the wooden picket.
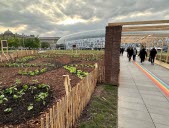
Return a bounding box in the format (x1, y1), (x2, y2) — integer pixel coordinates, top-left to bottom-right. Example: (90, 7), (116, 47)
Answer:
(0, 50), (38, 62)
(1, 61), (105, 128)
(38, 62), (104, 128)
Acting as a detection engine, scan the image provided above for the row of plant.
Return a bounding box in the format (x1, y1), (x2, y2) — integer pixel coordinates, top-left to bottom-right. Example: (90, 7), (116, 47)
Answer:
(15, 56), (37, 63)
(18, 68), (47, 76)
(70, 54), (103, 61)
(63, 65), (88, 79)
(1, 62), (55, 67)
(69, 64), (95, 68)
(39, 54), (64, 58)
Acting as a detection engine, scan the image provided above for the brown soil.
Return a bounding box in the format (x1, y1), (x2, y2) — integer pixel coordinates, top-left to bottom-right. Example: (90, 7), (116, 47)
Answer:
(0, 53), (100, 127)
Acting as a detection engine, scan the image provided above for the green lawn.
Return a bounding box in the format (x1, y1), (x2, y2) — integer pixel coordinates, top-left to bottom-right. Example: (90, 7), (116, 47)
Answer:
(75, 84), (118, 128)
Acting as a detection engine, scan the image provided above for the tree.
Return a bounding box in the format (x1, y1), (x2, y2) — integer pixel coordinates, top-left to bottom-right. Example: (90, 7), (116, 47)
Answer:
(7, 37), (21, 49)
(24, 37), (40, 49)
(41, 42), (50, 49)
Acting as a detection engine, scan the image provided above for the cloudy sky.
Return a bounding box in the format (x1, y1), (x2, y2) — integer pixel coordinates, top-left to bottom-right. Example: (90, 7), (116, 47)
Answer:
(0, 0), (169, 37)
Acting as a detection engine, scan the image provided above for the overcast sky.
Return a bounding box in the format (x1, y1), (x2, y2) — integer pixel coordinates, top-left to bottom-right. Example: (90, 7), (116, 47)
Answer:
(0, 0), (169, 37)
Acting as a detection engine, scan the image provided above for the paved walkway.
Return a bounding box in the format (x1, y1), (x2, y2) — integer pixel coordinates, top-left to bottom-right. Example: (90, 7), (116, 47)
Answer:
(118, 53), (169, 128)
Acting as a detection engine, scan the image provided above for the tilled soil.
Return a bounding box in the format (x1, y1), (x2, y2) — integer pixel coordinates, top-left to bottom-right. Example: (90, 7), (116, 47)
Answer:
(0, 54), (99, 127)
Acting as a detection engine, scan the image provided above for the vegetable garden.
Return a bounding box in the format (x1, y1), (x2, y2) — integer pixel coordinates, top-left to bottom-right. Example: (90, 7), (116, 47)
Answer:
(0, 50), (104, 128)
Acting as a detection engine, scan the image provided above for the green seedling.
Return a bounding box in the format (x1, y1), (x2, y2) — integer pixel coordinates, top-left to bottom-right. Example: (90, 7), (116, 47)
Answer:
(0, 94), (8, 104)
(40, 68), (47, 73)
(64, 65), (88, 79)
(28, 71), (35, 76)
(34, 92), (48, 103)
(23, 85), (28, 91)
(4, 107), (12, 113)
(35, 69), (39, 75)
(13, 94), (19, 100)
(29, 86), (37, 94)
(32, 79), (39, 83)
(16, 89), (25, 97)
(38, 84), (50, 90)
(5, 86), (17, 94)
(15, 79), (21, 84)
(27, 103), (34, 111)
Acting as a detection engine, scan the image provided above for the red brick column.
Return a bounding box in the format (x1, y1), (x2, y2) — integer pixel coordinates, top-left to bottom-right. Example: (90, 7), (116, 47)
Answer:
(104, 26), (122, 85)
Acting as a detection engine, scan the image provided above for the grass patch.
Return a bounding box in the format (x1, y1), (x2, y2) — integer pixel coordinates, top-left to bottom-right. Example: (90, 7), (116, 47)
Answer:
(75, 84), (118, 128)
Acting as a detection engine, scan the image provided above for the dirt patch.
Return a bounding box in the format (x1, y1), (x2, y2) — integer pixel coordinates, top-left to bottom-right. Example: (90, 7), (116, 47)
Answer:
(0, 53), (101, 127)
(0, 84), (53, 125)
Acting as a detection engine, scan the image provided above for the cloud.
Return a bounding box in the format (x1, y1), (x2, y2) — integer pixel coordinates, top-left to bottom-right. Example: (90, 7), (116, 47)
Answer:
(0, 0), (169, 37)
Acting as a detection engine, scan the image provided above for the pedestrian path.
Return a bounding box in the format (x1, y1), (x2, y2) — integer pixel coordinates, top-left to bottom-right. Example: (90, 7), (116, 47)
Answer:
(118, 54), (169, 128)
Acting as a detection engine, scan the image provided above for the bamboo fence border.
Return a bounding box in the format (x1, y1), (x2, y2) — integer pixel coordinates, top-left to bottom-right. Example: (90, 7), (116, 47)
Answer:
(0, 50), (38, 62)
(3, 61), (105, 128)
(39, 63), (105, 128)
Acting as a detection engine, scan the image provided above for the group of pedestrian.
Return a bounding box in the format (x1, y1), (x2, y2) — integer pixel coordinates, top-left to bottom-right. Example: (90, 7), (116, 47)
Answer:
(126, 46), (137, 61)
(138, 47), (157, 64)
(126, 46), (157, 65)
(120, 47), (125, 55)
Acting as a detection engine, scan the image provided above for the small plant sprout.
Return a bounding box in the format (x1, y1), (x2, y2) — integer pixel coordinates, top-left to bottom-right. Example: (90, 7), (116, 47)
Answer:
(34, 92), (49, 105)
(15, 79), (21, 84)
(27, 103), (34, 111)
(40, 68), (47, 73)
(13, 94), (19, 100)
(23, 85), (28, 91)
(35, 69), (39, 75)
(38, 84), (50, 90)
(29, 86), (37, 94)
(32, 79), (39, 83)
(4, 107), (12, 113)
(5, 86), (17, 94)
(0, 94), (8, 104)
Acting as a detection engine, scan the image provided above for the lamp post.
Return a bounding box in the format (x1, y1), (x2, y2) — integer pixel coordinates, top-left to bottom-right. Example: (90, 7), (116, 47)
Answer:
(22, 33), (25, 50)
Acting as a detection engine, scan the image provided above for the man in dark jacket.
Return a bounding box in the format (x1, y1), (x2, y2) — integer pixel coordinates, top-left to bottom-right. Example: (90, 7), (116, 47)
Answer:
(127, 47), (133, 62)
(150, 47), (157, 65)
(133, 47), (137, 61)
(139, 48), (147, 63)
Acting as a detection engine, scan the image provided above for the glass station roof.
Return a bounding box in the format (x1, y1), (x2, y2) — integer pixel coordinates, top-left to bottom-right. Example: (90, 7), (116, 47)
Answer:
(57, 29), (105, 44)
(57, 29), (169, 44)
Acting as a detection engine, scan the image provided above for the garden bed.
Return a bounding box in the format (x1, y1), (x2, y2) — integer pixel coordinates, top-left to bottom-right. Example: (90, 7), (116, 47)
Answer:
(0, 51), (103, 127)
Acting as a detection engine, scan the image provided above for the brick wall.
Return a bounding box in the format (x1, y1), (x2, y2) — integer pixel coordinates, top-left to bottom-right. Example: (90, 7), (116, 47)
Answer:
(104, 26), (122, 85)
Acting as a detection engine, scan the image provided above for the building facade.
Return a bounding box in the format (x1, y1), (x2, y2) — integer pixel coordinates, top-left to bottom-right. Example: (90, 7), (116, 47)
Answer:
(39, 37), (60, 49)
(0, 29), (35, 39)
(57, 29), (105, 50)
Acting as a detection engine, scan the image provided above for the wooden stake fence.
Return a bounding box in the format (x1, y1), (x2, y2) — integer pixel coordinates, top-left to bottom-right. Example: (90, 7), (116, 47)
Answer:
(0, 50), (38, 62)
(39, 63), (102, 128)
(1, 61), (105, 128)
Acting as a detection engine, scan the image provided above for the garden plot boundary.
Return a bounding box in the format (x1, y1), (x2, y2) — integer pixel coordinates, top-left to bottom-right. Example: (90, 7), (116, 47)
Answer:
(7, 62), (105, 128)
(0, 50), (38, 62)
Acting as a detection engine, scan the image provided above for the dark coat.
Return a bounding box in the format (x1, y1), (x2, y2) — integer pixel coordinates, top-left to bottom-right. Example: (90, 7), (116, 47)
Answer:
(139, 48), (147, 59)
(127, 48), (133, 57)
(150, 48), (157, 57)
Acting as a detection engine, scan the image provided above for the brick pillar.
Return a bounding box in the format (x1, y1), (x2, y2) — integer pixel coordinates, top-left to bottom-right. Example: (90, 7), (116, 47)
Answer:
(104, 26), (122, 85)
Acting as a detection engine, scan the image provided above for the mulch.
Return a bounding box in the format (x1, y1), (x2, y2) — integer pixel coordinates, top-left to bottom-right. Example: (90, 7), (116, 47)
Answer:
(0, 53), (100, 127)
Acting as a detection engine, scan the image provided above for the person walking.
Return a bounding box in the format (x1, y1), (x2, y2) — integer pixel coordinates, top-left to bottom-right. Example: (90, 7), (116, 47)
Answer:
(133, 47), (137, 61)
(150, 47), (157, 65)
(127, 47), (133, 62)
(121, 47), (124, 55)
(139, 47), (147, 63)
(120, 47), (124, 56)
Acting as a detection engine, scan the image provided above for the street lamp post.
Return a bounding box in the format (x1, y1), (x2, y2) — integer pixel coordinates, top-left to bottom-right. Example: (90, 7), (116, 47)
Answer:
(22, 33), (25, 49)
